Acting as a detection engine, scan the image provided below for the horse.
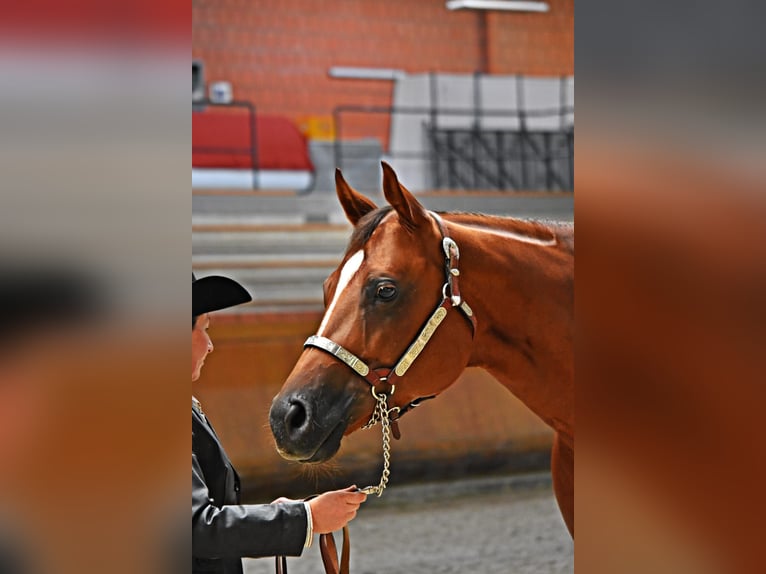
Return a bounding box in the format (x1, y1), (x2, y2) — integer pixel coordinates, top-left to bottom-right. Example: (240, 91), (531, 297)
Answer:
(270, 163), (574, 535)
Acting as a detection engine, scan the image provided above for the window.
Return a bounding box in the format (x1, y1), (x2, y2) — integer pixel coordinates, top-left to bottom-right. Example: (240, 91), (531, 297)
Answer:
(193, 60), (205, 103)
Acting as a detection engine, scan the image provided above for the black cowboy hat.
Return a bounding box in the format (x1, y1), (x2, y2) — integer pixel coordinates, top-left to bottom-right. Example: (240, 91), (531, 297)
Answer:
(2, 265), (103, 343)
(192, 273), (252, 317)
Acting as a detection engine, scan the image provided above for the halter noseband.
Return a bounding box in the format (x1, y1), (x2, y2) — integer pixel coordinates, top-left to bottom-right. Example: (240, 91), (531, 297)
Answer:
(303, 212), (476, 437)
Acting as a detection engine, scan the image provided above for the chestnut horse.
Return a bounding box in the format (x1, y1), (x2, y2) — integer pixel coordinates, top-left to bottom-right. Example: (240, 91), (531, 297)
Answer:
(270, 163), (574, 535)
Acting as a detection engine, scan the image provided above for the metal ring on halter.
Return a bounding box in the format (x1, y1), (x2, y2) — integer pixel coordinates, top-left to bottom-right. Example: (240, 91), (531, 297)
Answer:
(371, 384), (394, 400)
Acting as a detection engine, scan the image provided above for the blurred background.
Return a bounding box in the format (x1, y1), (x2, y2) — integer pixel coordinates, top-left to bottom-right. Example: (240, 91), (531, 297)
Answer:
(192, 2), (574, 570)
(1, 0), (761, 571)
(192, 0), (573, 490)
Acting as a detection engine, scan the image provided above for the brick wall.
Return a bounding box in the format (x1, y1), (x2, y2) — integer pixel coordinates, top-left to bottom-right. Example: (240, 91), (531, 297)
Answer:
(487, 0), (574, 75)
(193, 0), (573, 142)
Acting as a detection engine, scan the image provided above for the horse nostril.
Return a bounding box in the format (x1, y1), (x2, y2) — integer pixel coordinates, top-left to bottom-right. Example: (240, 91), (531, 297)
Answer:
(285, 400), (308, 434)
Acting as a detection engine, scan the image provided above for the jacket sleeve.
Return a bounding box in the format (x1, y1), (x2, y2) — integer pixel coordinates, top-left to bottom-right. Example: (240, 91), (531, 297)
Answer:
(192, 452), (307, 559)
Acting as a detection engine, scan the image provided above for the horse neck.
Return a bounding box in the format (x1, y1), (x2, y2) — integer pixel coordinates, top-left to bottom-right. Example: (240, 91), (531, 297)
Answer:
(443, 213), (574, 436)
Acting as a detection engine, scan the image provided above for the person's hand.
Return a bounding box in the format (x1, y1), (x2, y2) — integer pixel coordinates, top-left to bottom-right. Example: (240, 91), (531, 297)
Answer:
(271, 496), (298, 504)
(308, 485), (367, 534)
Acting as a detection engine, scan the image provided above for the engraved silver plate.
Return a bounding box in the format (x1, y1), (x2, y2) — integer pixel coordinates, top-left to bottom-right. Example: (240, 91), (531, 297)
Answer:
(394, 305), (448, 377)
(305, 335), (370, 377)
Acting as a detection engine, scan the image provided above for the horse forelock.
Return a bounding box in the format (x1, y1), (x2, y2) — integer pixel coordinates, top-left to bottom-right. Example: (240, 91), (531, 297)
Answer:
(345, 206), (393, 256)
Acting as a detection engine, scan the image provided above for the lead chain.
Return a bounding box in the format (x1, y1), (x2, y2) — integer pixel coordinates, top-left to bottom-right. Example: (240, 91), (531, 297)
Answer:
(359, 391), (396, 497)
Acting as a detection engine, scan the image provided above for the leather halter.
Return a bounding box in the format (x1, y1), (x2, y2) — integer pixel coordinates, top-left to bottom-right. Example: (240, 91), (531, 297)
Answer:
(304, 212), (476, 437)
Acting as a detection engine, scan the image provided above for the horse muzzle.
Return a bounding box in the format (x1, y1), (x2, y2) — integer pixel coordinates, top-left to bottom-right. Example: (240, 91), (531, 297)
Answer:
(269, 388), (351, 463)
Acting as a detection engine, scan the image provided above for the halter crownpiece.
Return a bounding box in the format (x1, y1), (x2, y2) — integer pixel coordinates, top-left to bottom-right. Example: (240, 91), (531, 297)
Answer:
(437, 219), (474, 323)
(443, 238), (461, 307)
(303, 211), (476, 496)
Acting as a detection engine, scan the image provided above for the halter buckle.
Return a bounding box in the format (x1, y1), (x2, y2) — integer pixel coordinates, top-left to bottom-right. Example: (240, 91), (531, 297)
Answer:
(442, 237), (459, 260)
(442, 282), (462, 307)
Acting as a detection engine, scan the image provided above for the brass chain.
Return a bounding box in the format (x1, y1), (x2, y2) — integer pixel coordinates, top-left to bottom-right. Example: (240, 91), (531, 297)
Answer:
(360, 394), (382, 430)
(358, 390), (398, 497)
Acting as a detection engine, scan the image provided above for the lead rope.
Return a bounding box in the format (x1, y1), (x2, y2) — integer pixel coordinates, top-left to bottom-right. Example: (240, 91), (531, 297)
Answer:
(275, 392), (393, 574)
(358, 388), (397, 496)
(276, 390), (391, 574)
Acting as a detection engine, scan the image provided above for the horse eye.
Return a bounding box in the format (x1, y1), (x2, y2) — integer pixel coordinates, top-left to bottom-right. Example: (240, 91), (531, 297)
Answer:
(375, 283), (397, 301)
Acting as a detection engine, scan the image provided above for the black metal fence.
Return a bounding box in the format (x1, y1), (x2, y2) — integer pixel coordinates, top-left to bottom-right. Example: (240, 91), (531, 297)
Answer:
(333, 74), (574, 192)
(192, 100), (260, 189)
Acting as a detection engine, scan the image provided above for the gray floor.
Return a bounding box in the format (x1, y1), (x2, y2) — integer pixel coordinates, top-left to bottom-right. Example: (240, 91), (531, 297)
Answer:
(244, 474), (573, 574)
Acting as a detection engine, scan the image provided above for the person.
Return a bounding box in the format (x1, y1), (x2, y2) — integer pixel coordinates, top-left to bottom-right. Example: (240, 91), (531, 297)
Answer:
(192, 273), (366, 574)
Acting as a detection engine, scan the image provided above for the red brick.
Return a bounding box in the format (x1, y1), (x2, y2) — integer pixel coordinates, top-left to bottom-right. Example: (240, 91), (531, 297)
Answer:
(194, 0), (572, 143)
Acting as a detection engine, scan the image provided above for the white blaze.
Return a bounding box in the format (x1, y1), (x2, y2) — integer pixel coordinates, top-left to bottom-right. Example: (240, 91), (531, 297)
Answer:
(317, 250), (365, 336)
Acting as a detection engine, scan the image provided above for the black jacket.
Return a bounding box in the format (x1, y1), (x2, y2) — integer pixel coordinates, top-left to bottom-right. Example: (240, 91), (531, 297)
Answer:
(192, 404), (307, 574)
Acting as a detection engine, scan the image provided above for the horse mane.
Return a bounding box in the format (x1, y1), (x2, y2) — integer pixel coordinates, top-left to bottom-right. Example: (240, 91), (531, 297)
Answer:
(345, 207), (574, 255)
(443, 211), (574, 253)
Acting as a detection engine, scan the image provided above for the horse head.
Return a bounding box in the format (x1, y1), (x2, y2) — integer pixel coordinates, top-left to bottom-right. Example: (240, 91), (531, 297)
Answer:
(269, 163), (475, 463)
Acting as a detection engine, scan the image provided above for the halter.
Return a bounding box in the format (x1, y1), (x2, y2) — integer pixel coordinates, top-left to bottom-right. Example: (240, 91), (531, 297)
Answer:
(303, 212), (476, 495)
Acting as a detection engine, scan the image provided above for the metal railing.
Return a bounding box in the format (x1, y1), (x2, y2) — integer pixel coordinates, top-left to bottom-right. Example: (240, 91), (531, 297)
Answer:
(332, 73), (574, 191)
(192, 99), (259, 189)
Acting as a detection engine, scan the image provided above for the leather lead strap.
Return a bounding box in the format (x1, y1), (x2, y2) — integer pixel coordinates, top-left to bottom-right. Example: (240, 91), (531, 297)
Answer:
(319, 533), (338, 573)
(340, 527), (351, 574)
(276, 526), (350, 574)
(319, 527), (350, 574)
(390, 419), (401, 440)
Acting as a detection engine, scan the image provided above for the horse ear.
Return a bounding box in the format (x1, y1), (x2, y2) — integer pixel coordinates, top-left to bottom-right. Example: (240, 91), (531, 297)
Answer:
(381, 162), (430, 230)
(335, 168), (378, 225)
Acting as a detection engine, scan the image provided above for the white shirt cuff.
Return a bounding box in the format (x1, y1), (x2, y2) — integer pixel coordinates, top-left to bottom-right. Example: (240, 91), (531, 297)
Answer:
(303, 501), (314, 548)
